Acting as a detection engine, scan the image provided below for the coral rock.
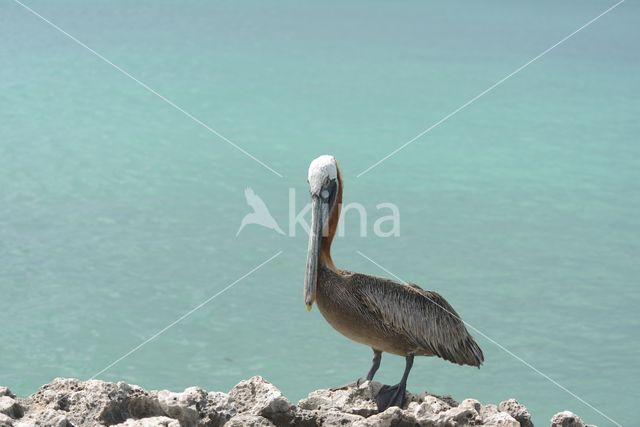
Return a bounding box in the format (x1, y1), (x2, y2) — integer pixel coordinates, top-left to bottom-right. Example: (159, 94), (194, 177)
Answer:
(298, 381), (381, 417)
(480, 403), (499, 422)
(550, 411), (585, 427)
(484, 411), (521, 427)
(353, 406), (419, 427)
(0, 378), (592, 427)
(157, 387), (207, 426)
(498, 399), (533, 427)
(0, 397), (23, 419)
(0, 390), (15, 399)
(228, 376), (293, 425)
(225, 414), (275, 426)
(111, 416), (180, 427)
(0, 413), (14, 427)
(204, 391), (237, 426)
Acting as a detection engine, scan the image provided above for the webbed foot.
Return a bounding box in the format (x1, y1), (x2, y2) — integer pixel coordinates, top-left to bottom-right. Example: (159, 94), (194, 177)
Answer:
(375, 382), (407, 411)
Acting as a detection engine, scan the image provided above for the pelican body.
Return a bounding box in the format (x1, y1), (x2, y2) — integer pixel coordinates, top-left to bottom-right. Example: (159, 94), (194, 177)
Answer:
(304, 155), (484, 411)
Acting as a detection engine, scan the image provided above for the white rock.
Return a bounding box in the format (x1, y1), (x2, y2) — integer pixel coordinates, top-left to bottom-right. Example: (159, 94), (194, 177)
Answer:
(228, 376), (293, 425)
(318, 410), (365, 426)
(406, 401), (434, 418)
(111, 416), (179, 427)
(22, 378), (163, 426)
(0, 389), (14, 399)
(352, 406), (419, 427)
(551, 410), (585, 427)
(421, 395), (452, 414)
(499, 398), (533, 427)
(484, 411), (520, 427)
(13, 409), (70, 427)
(298, 380), (380, 417)
(205, 391), (236, 426)
(0, 413), (13, 427)
(410, 391), (459, 407)
(460, 398), (482, 413)
(435, 405), (481, 426)
(2, 376), (592, 427)
(480, 403), (499, 421)
(225, 414), (275, 427)
(157, 387), (207, 426)
(0, 397), (23, 419)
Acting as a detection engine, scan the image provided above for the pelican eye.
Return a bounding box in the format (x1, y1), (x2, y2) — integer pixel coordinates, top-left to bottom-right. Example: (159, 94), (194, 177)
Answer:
(321, 189), (330, 199)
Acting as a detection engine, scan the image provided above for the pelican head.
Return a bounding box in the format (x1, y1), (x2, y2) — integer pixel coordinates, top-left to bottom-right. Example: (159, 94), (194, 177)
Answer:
(304, 155), (340, 311)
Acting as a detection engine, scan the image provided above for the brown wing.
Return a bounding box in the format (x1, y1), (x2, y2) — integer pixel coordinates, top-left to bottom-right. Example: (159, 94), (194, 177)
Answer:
(353, 273), (484, 367)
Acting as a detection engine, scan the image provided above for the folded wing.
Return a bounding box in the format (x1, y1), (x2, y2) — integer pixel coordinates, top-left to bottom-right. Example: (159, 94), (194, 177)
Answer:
(356, 276), (484, 367)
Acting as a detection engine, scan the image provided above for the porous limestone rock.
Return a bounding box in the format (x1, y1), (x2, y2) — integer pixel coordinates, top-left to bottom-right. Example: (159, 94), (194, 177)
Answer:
(484, 411), (521, 427)
(316, 410), (365, 426)
(480, 404), (500, 422)
(404, 394), (453, 420)
(157, 386), (207, 426)
(298, 381), (381, 418)
(13, 408), (71, 427)
(352, 406), (419, 427)
(0, 413), (14, 427)
(225, 414), (275, 426)
(111, 416), (180, 427)
(432, 404), (482, 426)
(551, 410), (585, 427)
(0, 389), (14, 399)
(228, 376), (294, 425)
(0, 396), (23, 419)
(459, 398), (481, 412)
(204, 391), (237, 426)
(0, 377), (594, 427)
(499, 398), (533, 427)
(21, 378), (163, 426)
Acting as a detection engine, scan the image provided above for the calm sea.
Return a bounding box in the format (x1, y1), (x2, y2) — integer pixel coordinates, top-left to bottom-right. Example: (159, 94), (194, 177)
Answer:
(1, 1), (638, 426)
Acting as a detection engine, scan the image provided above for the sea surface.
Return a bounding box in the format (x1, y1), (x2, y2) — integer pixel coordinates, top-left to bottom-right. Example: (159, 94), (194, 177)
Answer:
(1, 1), (638, 426)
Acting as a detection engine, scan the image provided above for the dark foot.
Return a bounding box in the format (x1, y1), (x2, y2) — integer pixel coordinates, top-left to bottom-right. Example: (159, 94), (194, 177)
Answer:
(330, 377), (368, 391)
(376, 383), (406, 411)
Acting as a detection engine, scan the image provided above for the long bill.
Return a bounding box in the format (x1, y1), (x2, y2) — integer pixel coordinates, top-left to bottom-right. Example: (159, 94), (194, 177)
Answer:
(304, 195), (325, 311)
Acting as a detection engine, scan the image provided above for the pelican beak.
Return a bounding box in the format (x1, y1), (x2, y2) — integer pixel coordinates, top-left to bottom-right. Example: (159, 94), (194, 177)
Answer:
(304, 194), (325, 311)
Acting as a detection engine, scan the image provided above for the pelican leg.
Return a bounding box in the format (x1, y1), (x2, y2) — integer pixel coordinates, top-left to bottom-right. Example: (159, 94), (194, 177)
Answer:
(331, 349), (383, 391)
(366, 349), (382, 381)
(376, 354), (414, 412)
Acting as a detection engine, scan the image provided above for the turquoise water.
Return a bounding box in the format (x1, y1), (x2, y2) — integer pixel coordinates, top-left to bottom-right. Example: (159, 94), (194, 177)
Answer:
(1, 1), (638, 425)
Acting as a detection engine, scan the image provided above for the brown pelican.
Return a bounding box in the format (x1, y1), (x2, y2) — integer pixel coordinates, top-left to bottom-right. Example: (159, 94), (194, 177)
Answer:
(304, 155), (484, 411)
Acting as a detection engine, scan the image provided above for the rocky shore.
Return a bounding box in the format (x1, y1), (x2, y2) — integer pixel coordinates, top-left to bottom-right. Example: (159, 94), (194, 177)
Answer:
(0, 377), (591, 427)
